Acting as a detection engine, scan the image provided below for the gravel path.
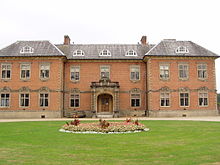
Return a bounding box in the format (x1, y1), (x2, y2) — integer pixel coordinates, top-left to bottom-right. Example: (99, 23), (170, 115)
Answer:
(0, 116), (220, 122)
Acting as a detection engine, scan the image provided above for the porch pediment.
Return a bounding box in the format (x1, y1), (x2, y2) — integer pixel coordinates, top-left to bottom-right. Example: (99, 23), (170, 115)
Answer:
(90, 77), (120, 88)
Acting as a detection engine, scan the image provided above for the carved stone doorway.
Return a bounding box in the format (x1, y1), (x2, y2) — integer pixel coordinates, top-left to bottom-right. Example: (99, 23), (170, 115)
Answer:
(90, 77), (120, 117)
(97, 94), (113, 113)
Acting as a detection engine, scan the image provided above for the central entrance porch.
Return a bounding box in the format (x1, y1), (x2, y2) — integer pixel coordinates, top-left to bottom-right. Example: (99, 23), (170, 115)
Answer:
(97, 94), (113, 113)
(90, 78), (120, 118)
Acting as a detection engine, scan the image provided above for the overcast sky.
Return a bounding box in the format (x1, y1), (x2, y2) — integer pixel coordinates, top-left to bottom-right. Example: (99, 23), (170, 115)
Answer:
(0, 0), (220, 92)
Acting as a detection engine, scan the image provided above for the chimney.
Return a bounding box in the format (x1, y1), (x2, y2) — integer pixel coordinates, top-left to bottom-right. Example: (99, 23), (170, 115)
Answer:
(64, 35), (71, 45)
(140, 36), (147, 45)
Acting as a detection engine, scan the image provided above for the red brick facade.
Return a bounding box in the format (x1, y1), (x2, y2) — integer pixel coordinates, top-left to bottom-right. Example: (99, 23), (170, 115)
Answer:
(0, 38), (218, 118)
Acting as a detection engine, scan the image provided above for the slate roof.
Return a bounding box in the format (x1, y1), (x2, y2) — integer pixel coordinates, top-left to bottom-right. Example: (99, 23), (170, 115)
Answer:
(146, 39), (219, 57)
(56, 44), (152, 60)
(0, 41), (64, 57)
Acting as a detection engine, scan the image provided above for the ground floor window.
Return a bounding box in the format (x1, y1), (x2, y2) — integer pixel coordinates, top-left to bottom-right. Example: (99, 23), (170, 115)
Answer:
(0, 93), (10, 107)
(160, 92), (170, 107)
(20, 93), (29, 107)
(199, 92), (208, 106)
(40, 93), (49, 107)
(180, 92), (189, 106)
(131, 93), (140, 107)
(70, 94), (80, 107)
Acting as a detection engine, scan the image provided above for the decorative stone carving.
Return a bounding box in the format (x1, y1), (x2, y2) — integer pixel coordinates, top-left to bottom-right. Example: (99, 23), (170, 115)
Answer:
(90, 78), (120, 117)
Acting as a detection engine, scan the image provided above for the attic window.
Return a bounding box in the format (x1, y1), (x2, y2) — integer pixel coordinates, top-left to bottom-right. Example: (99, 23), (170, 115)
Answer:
(20, 46), (34, 54)
(126, 50), (137, 56)
(176, 46), (189, 54)
(99, 49), (111, 56)
(73, 50), (85, 56)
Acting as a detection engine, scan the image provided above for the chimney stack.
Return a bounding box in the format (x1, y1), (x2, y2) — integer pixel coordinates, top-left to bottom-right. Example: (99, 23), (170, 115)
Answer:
(64, 35), (71, 45)
(140, 36), (147, 45)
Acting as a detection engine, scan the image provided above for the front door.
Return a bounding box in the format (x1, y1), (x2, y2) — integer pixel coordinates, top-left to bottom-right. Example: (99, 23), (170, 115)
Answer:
(98, 94), (113, 113)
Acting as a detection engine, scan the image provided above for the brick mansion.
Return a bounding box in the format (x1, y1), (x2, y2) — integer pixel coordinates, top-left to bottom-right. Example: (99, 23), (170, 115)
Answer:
(0, 35), (219, 118)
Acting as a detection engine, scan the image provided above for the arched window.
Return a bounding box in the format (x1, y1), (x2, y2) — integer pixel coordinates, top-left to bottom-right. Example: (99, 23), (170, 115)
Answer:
(175, 46), (189, 54)
(73, 50), (85, 56)
(99, 49), (111, 56)
(126, 50), (137, 56)
(20, 46), (34, 54)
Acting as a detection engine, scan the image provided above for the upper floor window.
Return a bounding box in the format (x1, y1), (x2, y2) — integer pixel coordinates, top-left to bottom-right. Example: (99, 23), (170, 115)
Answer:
(130, 65), (140, 81)
(160, 64), (169, 80)
(178, 64), (188, 80)
(176, 46), (189, 54)
(126, 50), (137, 56)
(39, 93), (49, 107)
(73, 50), (85, 56)
(20, 64), (31, 80)
(100, 65), (110, 79)
(99, 49), (111, 56)
(1, 64), (11, 80)
(0, 93), (10, 107)
(197, 64), (207, 79)
(40, 63), (50, 80)
(20, 46), (34, 54)
(70, 66), (80, 81)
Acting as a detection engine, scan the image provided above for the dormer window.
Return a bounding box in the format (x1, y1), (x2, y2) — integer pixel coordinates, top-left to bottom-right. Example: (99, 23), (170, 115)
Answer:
(126, 50), (137, 56)
(99, 49), (111, 56)
(73, 50), (85, 56)
(176, 46), (189, 54)
(20, 46), (34, 54)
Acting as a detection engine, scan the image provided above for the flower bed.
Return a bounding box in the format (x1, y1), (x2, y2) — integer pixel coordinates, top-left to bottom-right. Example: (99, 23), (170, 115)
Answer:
(59, 118), (149, 134)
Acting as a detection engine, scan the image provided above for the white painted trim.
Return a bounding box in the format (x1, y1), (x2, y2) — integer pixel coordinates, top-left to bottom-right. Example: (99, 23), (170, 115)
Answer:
(73, 50), (85, 56)
(125, 50), (137, 56)
(99, 49), (111, 56)
(49, 41), (65, 56)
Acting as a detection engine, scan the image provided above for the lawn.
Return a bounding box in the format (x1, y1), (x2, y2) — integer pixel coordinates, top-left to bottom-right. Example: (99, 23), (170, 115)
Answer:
(0, 120), (220, 165)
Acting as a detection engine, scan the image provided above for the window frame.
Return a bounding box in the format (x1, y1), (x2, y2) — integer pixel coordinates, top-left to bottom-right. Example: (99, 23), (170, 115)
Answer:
(100, 65), (110, 79)
(179, 92), (190, 107)
(178, 63), (189, 80)
(130, 93), (141, 107)
(159, 64), (170, 80)
(160, 91), (170, 107)
(20, 46), (34, 54)
(0, 93), (10, 108)
(1, 63), (12, 80)
(39, 63), (50, 80)
(125, 50), (137, 56)
(130, 65), (140, 81)
(20, 63), (31, 80)
(19, 93), (30, 108)
(70, 65), (80, 82)
(70, 93), (80, 108)
(197, 63), (207, 80)
(99, 49), (111, 56)
(73, 50), (85, 56)
(175, 46), (189, 54)
(39, 93), (49, 107)
(198, 91), (209, 107)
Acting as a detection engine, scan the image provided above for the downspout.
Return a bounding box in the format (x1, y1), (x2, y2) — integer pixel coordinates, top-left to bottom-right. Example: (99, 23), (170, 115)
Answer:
(144, 57), (149, 117)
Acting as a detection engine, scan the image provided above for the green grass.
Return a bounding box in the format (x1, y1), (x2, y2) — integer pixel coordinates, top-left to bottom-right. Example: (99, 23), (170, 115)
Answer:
(0, 120), (220, 165)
